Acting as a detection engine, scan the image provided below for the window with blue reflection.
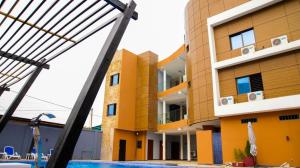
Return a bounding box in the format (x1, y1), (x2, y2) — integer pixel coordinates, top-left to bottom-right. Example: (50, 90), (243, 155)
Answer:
(236, 76), (251, 94)
(230, 29), (255, 50)
(242, 29), (255, 46)
(230, 34), (243, 49)
(110, 73), (119, 86)
(107, 104), (116, 116)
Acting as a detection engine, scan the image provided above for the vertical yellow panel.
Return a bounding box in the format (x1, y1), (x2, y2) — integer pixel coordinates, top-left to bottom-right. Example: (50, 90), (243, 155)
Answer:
(196, 130), (214, 164)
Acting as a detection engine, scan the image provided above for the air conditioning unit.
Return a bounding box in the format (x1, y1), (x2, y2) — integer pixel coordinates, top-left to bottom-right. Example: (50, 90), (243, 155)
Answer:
(183, 75), (187, 82)
(220, 96), (234, 106)
(241, 45), (255, 55)
(247, 91), (264, 102)
(271, 35), (288, 46)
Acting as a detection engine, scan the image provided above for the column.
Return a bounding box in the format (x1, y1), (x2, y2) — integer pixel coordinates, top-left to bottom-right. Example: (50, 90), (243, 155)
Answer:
(163, 101), (166, 124)
(180, 134), (183, 160)
(185, 97), (189, 119)
(187, 130), (191, 161)
(163, 69), (167, 91)
(163, 132), (166, 161)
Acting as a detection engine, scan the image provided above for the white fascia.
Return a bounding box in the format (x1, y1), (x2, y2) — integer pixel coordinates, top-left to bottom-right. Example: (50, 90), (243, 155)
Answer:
(214, 40), (300, 69)
(206, 0), (295, 117)
(215, 94), (300, 117)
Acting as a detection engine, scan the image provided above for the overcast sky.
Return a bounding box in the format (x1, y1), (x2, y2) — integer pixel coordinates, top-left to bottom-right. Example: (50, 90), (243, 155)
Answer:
(0, 0), (189, 127)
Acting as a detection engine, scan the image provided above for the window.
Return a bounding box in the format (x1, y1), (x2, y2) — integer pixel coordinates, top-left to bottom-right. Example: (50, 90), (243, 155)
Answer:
(241, 118), (257, 124)
(107, 103), (116, 116)
(279, 114), (299, 121)
(230, 29), (255, 50)
(110, 73), (119, 86)
(236, 73), (263, 95)
(136, 141), (142, 148)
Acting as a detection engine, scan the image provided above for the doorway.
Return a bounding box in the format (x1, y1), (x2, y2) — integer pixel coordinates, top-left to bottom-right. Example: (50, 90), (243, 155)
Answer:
(171, 141), (180, 160)
(213, 132), (223, 164)
(119, 139), (126, 161)
(159, 140), (163, 160)
(147, 139), (153, 160)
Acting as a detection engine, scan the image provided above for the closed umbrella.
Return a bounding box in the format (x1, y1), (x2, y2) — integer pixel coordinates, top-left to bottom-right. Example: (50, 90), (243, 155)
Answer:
(248, 122), (257, 156)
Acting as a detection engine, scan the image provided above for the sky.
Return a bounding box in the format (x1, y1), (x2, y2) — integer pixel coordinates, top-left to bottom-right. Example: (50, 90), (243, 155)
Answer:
(0, 0), (189, 127)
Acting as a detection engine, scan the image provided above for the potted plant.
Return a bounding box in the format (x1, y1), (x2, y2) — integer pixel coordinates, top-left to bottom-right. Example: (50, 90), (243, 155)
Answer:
(233, 148), (245, 167)
(243, 140), (256, 167)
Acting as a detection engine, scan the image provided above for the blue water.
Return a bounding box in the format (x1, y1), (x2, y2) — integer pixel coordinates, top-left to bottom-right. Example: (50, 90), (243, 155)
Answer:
(0, 161), (179, 168)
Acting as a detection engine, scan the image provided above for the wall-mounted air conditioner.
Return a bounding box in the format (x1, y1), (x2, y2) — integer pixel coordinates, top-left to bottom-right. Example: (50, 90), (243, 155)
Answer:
(271, 35), (288, 47)
(247, 91), (264, 102)
(220, 96), (234, 106)
(183, 75), (187, 82)
(241, 45), (255, 56)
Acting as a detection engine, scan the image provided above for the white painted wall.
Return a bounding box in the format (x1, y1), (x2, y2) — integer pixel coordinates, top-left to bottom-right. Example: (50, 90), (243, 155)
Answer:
(147, 132), (162, 160)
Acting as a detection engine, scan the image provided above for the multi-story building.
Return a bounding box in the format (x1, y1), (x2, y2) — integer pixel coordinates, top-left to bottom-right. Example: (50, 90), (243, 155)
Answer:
(101, 0), (300, 166)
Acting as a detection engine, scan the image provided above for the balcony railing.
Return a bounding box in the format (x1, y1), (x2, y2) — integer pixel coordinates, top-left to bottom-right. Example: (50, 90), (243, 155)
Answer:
(158, 107), (187, 124)
(158, 75), (187, 92)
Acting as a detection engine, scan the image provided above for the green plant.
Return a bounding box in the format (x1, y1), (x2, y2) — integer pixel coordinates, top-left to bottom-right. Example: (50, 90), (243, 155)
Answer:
(234, 148), (246, 162)
(244, 140), (251, 157)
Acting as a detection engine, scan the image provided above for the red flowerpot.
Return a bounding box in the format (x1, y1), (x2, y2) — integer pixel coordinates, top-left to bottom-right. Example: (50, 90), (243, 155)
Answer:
(244, 156), (256, 167)
(232, 162), (245, 167)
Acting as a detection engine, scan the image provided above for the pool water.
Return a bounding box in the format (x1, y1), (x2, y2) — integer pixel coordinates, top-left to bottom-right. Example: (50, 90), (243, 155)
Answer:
(1, 161), (179, 168)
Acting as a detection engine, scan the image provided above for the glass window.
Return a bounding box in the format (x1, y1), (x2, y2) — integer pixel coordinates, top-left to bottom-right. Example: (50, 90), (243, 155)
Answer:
(230, 34), (243, 49)
(236, 77), (251, 94)
(107, 104), (116, 116)
(242, 29), (255, 46)
(110, 73), (119, 86)
(230, 29), (255, 50)
(236, 73), (264, 95)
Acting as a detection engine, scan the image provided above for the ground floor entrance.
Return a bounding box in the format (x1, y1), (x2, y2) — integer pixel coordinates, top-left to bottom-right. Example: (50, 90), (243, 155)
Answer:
(147, 131), (197, 161)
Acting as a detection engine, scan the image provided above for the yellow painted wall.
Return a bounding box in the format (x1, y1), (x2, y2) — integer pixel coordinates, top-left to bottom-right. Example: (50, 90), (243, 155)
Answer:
(221, 110), (300, 167)
(158, 82), (187, 97)
(112, 129), (147, 161)
(157, 119), (188, 131)
(118, 50), (137, 131)
(196, 130), (214, 164)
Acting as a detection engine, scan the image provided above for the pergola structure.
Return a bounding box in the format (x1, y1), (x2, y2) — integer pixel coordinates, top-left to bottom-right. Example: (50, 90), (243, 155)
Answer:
(0, 0), (137, 167)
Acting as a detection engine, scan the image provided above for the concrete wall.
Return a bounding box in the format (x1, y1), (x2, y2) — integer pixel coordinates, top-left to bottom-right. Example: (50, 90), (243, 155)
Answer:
(146, 132), (162, 160)
(0, 121), (102, 160)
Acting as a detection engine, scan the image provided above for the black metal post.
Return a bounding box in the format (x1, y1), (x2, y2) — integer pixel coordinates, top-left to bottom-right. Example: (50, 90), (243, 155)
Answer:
(46, 1), (137, 168)
(0, 88), (5, 97)
(0, 63), (44, 133)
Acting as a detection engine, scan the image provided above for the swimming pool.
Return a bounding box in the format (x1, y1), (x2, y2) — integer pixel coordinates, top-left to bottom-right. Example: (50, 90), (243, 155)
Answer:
(0, 161), (179, 168)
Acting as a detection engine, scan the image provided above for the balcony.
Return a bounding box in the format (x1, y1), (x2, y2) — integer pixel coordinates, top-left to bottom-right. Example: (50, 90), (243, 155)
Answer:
(158, 89), (188, 125)
(158, 53), (186, 93)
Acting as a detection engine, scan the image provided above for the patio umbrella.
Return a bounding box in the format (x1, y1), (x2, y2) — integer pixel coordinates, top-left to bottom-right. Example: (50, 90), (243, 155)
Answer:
(248, 122), (257, 156)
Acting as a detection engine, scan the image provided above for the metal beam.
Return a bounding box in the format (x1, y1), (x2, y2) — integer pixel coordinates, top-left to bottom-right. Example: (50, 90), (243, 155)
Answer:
(0, 62), (44, 133)
(0, 11), (75, 43)
(105, 0), (138, 20)
(46, 1), (137, 167)
(0, 51), (50, 69)
(0, 85), (9, 96)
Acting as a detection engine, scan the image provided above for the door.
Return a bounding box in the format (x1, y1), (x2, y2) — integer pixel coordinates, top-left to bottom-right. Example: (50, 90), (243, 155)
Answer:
(159, 141), (163, 160)
(148, 139), (154, 160)
(171, 141), (180, 160)
(119, 140), (126, 161)
(213, 132), (223, 164)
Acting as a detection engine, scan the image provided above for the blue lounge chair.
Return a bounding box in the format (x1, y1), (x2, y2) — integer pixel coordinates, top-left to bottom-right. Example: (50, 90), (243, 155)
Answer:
(2, 146), (21, 160)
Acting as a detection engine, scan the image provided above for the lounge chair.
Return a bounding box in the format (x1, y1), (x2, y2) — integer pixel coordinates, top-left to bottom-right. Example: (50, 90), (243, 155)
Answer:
(26, 147), (36, 160)
(26, 147), (47, 160)
(1, 146), (21, 160)
(47, 148), (54, 160)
